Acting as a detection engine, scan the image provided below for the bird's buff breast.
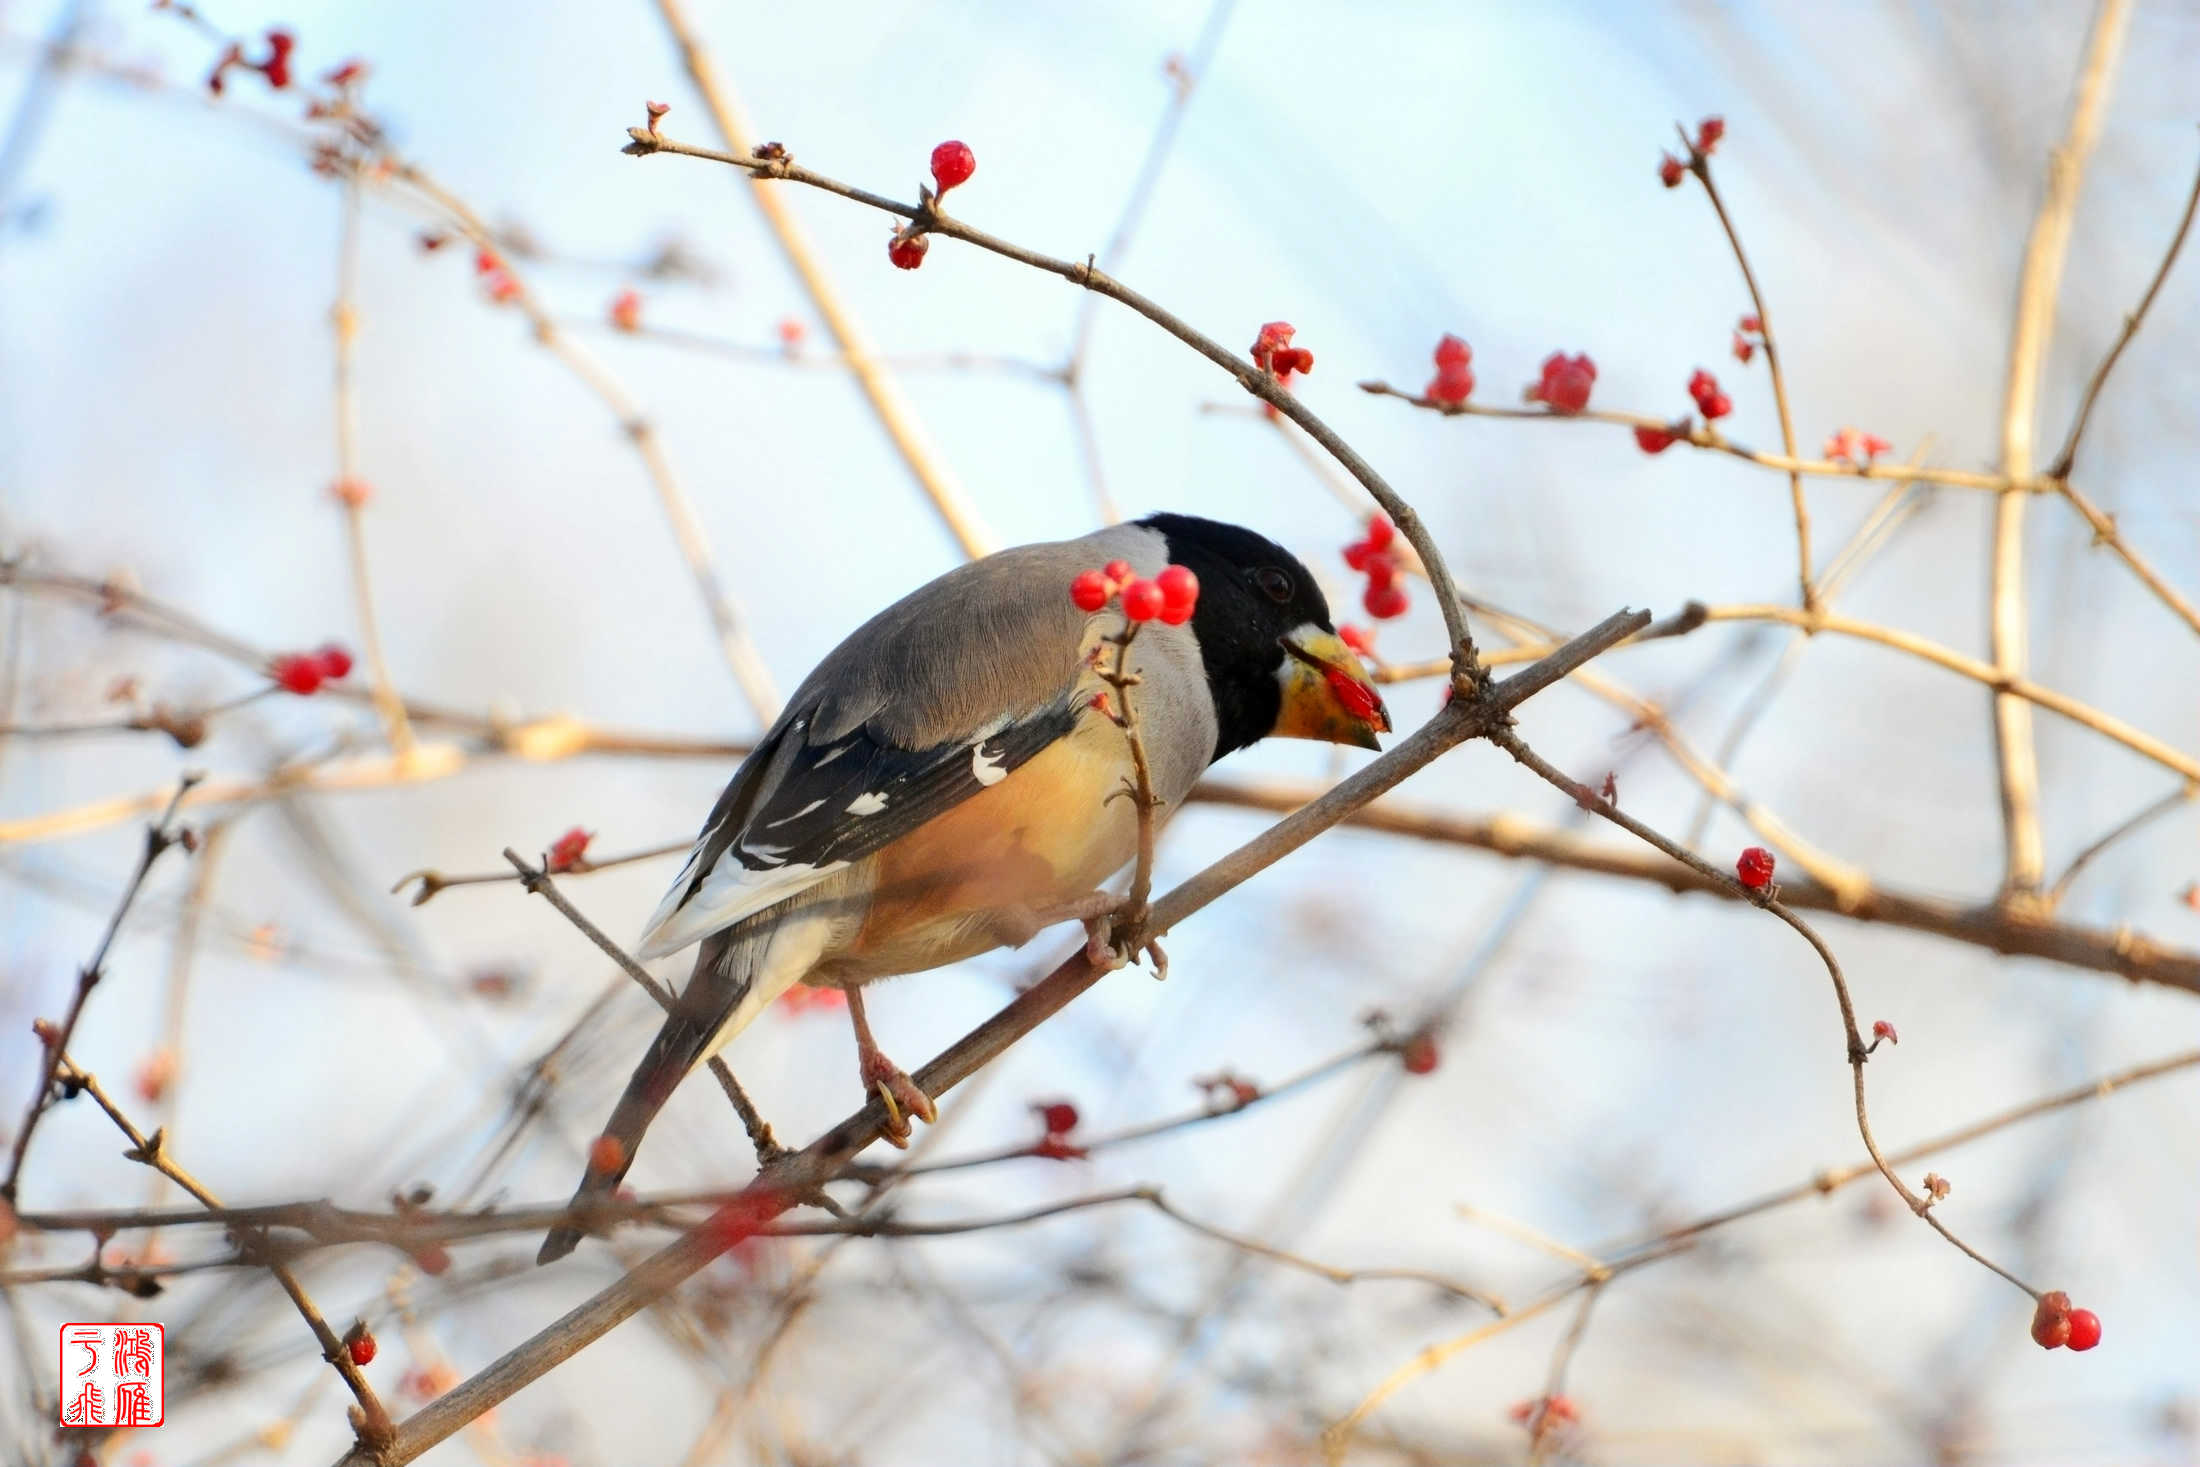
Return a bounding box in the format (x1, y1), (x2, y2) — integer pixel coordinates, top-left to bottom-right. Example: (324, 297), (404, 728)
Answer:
(817, 719), (1145, 982)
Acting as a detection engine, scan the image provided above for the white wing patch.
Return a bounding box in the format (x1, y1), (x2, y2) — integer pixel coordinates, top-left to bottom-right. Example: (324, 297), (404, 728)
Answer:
(634, 843), (847, 960)
(845, 791), (889, 815)
(764, 798), (826, 828)
(971, 743), (1008, 787)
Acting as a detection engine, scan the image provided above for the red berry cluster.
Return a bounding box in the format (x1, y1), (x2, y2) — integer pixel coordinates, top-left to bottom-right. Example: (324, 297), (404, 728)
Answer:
(1251, 321), (1314, 383)
(1342, 514), (1409, 620)
(930, 140), (976, 195)
(1031, 1099), (1087, 1160)
(269, 643), (354, 695)
(1426, 334), (1474, 405)
(1068, 560), (1199, 625)
(608, 288), (642, 332)
(1824, 426), (1894, 466)
(1526, 351), (1596, 414)
(1688, 368), (1733, 421)
(1657, 117), (1727, 185)
(1735, 845), (1776, 890)
(2031, 1291), (2102, 1352)
(547, 827), (593, 872)
(208, 28), (294, 95)
(474, 248), (520, 305)
(1733, 313), (1762, 363)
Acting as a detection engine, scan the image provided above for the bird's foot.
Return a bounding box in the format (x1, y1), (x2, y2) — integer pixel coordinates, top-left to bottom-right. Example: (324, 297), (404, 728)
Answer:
(859, 1045), (937, 1149)
(1082, 909), (1167, 980)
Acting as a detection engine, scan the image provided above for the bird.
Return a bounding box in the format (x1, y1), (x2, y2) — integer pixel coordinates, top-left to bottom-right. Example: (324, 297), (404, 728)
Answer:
(538, 513), (1390, 1263)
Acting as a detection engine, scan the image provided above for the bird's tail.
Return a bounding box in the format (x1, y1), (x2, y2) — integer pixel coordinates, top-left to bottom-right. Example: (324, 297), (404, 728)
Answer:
(538, 924), (786, 1265)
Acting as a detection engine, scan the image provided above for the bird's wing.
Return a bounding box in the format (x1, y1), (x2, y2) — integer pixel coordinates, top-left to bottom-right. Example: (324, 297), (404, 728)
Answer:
(634, 529), (1162, 958)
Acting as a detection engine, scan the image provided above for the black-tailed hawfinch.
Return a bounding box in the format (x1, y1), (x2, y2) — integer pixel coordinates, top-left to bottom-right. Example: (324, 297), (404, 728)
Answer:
(539, 513), (1388, 1263)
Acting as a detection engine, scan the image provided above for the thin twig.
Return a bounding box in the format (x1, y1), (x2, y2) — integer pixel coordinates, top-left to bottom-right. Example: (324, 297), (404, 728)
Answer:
(2047, 135), (2200, 480)
(2044, 781), (2198, 909)
(330, 172), (414, 756)
(1686, 129), (1815, 611)
(650, 0), (997, 560)
(499, 848), (783, 1167)
(1, 774), (198, 1202)
(1990, 0), (2132, 903)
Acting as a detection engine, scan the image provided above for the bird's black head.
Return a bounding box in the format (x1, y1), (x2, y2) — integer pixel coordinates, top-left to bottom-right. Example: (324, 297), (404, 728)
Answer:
(1140, 512), (1391, 760)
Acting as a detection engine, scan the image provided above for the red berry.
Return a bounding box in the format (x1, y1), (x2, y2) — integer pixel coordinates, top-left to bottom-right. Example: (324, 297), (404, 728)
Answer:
(1432, 334), (1472, 369)
(1069, 570), (1111, 613)
(2066, 1308), (2101, 1351)
(411, 1243), (451, 1276)
(1427, 361), (1476, 405)
(1338, 623), (1375, 656)
(548, 827), (593, 872)
(1032, 1134), (1089, 1160)
(1872, 1019), (1899, 1045)
(1155, 565), (1199, 624)
(1659, 153), (1686, 188)
(1342, 539), (1375, 571)
(474, 248), (499, 276)
(1362, 553), (1399, 590)
(347, 1331), (377, 1366)
(1738, 314), (1761, 333)
(929, 139), (976, 194)
(272, 655), (323, 695)
(589, 1133), (627, 1176)
(484, 271), (521, 305)
(1120, 578), (1164, 622)
(1400, 1033), (1438, 1074)
(1323, 665), (1383, 725)
(1634, 425), (1677, 454)
(2032, 1291), (2073, 1349)
(609, 288), (642, 332)
(1695, 115), (1726, 154)
(331, 476), (372, 507)
(1732, 332), (1755, 364)
(1038, 1101), (1079, 1134)
(313, 643), (354, 680)
(1534, 352), (1596, 413)
(1363, 581), (1410, 620)
(1363, 515), (1395, 551)
(887, 233), (929, 270)
(1251, 320), (1296, 373)
(776, 316), (805, 347)
(1102, 559), (1133, 588)
(1736, 846), (1776, 889)
(1700, 391), (1733, 420)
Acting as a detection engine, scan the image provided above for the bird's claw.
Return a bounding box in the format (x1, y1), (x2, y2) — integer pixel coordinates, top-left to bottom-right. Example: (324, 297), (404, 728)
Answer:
(862, 1052), (936, 1149)
(1082, 911), (1166, 980)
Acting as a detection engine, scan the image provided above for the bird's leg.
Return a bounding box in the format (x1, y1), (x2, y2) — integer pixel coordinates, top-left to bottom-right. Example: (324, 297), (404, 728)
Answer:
(845, 985), (936, 1148)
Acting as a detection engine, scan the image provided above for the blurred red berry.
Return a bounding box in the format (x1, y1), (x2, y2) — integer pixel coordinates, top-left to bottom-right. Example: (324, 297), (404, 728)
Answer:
(1695, 115), (1725, 154)
(776, 316), (805, 347)
(134, 1047), (176, 1105)
(272, 655), (324, 695)
(474, 248), (499, 276)
(347, 1330), (377, 1366)
(324, 59), (367, 87)
(1861, 433), (1893, 459)
(1699, 391), (1733, 419)
(1872, 1019), (1899, 1045)
(1362, 553), (1399, 590)
(2032, 1291), (2073, 1349)
(313, 643), (354, 679)
(1736, 846), (1776, 889)
(1363, 581), (1410, 620)
(1339, 624), (1375, 656)
(1342, 539), (1375, 571)
(1037, 1101), (1078, 1135)
(929, 139), (976, 194)
(1033, 1134), (1089, 1160)
(548, 827), (592, 872)
(1120, 578), (1164, 622)
(1531, 352), (1596, 413)
(1323, 665), (1383, 724)
(1634, 424), (1678, 454)
(1427, 361), (1475, 405)
(1101, 559), (1133, 588)
(588, 1134), (626, 1176)
(484, 271), (521, 305)
(1362, 515), (1394, 551)
(609, 289), (642, 332)
(2066, 1308), (2101, 1351)
(1732, 332), (1755, 364)
(1739, 313), (1761, 333)
(331, 476), (372, 507)
(1250, 321), (1304, 377)
(887, 233), (929, 270)
(1155, 564), (1199, 624)
(1070, 570), (1111, 613)
(259, 28), (294, 89)
(411, 1244), (451, 1276)
(1400, 1033), (1439, 1074)
(1433, 334), (1472, 369)
(1659, 152), (1686, 188)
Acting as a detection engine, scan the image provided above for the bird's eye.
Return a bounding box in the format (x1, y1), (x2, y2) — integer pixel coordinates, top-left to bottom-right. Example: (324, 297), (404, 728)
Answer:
(1254, 567), (1294, 602)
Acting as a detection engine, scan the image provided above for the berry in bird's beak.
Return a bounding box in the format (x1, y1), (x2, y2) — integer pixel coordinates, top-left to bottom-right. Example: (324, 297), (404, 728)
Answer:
(1274, 628), (1390, 749)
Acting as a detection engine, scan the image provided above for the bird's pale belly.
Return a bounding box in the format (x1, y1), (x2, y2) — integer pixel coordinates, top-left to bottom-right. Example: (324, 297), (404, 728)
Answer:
(816, 727), (1140, 983)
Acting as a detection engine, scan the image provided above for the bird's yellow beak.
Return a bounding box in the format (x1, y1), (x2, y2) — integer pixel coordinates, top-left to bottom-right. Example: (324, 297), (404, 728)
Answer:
(1275, 627), (1390, 751)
